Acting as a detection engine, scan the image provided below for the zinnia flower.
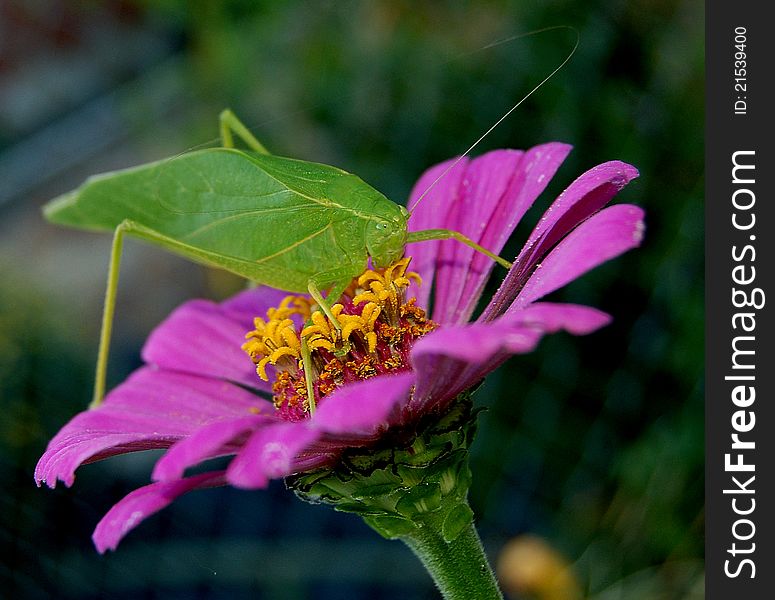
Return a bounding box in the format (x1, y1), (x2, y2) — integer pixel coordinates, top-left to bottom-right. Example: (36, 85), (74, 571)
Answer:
(35, 143), (642, 554)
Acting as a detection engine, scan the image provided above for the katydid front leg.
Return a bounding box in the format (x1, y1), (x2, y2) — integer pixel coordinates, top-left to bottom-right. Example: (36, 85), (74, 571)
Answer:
(307, 268), (358, 332)
(301, 338), (317, 414)
(301, 270), (363, 414)
(406, 229), (513, 269)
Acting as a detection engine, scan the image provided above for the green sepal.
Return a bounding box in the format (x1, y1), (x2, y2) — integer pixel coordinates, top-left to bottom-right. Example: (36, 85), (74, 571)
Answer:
(362, 515), (418, 539)
(442, 503), (475, 542)
(333, 502), (383, 516)
(395, 482), (443, 517)
(351, 482), (403, 500)
(402, 437), (451, 467)
(342, 449), (396, 475)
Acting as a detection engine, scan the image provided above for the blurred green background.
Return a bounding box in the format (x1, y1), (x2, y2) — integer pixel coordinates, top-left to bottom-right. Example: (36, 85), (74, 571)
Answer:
(0, 1), (703, 598)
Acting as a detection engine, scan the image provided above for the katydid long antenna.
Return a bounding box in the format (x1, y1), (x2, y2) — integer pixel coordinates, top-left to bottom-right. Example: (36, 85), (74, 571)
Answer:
(407, 25), (580, 216)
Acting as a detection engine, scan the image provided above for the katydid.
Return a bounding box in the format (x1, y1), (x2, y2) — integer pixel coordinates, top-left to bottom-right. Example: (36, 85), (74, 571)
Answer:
(43, 28), (578, 410)
(43, 110), (511, 409)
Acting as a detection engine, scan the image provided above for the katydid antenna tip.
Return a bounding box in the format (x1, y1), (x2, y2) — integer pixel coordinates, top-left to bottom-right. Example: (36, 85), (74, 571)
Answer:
(409, 25), (579, 214)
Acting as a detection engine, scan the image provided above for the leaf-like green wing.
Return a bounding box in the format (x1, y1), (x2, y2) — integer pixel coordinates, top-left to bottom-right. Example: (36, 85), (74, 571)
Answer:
(44, 149), (385, 289)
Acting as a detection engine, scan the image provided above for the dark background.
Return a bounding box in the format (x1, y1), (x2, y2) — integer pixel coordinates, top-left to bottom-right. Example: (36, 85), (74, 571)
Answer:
(0, 1), (703, 598)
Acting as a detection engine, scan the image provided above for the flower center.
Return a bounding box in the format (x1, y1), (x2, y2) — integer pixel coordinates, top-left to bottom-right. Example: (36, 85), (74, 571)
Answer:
(242, 257), (436, 421)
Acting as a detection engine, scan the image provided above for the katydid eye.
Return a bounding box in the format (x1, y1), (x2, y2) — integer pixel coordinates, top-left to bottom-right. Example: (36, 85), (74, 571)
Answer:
(376, 223), (388, 230)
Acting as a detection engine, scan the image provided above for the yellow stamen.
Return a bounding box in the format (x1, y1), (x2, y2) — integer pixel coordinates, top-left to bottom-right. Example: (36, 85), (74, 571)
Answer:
(352, 291), (378, 306)
(308, 337), (334, 351)
(301, 311), (334, 339)
(362, 303), (380, 326)
(407, 272), (422, 286)
(268, 346), (298, 364)
(243, 259), (432, 418)
(243, 296), (310, 380)
(267, 295), (313, 321)
(302, 259), (422, 353)
(340, 320), (363, 342)
(257, 357), (272, 381)
(366, 331), (378, 353)
(358, 271), (383, 286)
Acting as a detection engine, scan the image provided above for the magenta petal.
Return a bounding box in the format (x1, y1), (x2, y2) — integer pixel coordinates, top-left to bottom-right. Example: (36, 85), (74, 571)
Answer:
(452, 143), (572, 324)
(406, 145), (572, 325)
(411, 303), (610, 406)
(412, 303), (609, 364)
(141, 299), (269, 391)
(519, 161), (640, 267)
(152, 414), (275, 482)
(406, 157), (468, 308)
(93, 471), (225, 553)
(226, 423), (320, 489)
(220, 286), (299, 329)
(483, 161), (639, 320)
(312, 371), (416, 435)
(514, 302), (613, 335)
(514, 204), (645, 308)
(34, 367), (268, 488)
(432, 150), (526, 324)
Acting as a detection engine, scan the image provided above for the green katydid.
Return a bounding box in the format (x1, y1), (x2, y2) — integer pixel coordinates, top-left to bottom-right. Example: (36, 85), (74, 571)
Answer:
(43, 28), (578, 410)
(44, 111), (510, 409)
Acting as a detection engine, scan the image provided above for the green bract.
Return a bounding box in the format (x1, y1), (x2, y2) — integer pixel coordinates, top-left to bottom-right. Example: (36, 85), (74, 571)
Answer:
(286, 392), (480, 542)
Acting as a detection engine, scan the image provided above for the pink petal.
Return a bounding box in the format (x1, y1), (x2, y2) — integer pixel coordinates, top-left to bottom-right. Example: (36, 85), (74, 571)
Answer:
(220, 286), (299, 329)
(514, 302), (613, 335)
(312, 371), (416, 435)
(514, 204), (645, 308)
(405, 145), (571, 325)
(519, 161), (640, 266)
(35, 367), (269, 488)
(92, 471), (225, 553)
(446, 143), (572, 324)
(414, 303), (607, 364)
(432, 150), (525, 324)
(152, 414), (275, 482)
(141, 298), (269, 392)
(406, 157), (469, 309)
(483, 161), (639, 320)
(226, 423), (320, 489)
(411, 303), (610, 410)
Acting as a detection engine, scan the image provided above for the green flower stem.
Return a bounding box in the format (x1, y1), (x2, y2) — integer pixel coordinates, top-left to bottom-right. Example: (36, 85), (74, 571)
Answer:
(401, 514), (503, 600)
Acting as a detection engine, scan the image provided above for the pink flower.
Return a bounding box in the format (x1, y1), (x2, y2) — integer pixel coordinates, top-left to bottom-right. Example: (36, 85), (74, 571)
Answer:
(35, 143), (642, 552)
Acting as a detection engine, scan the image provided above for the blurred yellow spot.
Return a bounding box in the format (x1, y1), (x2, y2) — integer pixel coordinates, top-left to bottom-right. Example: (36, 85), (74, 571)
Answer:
(496, 535), (582, 600)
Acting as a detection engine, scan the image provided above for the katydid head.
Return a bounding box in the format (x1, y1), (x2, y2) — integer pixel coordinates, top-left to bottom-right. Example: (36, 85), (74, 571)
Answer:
(365, 212), (408, 268)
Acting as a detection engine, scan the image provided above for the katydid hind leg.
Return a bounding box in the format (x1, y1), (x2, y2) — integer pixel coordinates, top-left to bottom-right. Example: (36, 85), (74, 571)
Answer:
(91, 221), (129, 408)
(406, 228), (513, 269)
(219, 109), (270, 155)
(90, 218), (245, 407)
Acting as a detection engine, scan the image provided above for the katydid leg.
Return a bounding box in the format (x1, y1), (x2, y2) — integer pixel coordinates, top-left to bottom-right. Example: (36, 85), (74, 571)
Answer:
(301, 338), (317, 414)
(307, 273), (353, 331)
(91, 218), (238, 408)
(91, 222), (129, 408)
(219, 109), (270, 155)
(406, 228), (513, 269)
